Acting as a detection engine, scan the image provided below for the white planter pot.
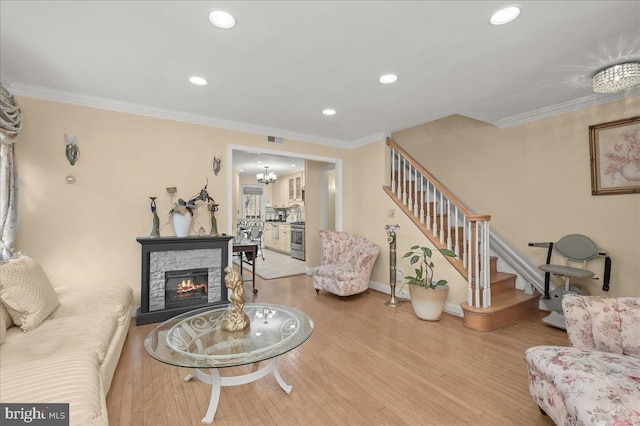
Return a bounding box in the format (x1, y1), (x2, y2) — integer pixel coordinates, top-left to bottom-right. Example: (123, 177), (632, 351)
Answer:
(409, 285), (449, 321)
(172, 213), (192, 237)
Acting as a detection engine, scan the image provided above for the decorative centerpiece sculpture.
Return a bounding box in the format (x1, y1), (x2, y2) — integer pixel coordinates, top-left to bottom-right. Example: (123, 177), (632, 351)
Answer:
(209, 202), (219, 237)
(222, 266), (250, 332)
(384, 224), (402, 307)
(168, 179), (219, 237)
(149, 196), (160, 238)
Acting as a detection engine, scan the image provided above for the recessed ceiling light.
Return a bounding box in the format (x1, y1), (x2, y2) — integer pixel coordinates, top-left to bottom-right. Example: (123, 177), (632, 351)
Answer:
(255, 160), (262, 164)
(379, 74), (398, 84)
(322, 109), (336, 116)
(291, 164), (296, 167)
(490, 6), (520, 25)
(189, 76), (208, 86)
(209, 10), (236, 29)
(239, 169), (245, 172)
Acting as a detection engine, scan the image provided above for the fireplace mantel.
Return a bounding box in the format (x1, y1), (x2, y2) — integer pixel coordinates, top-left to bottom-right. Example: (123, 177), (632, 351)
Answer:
(136, 235), (233, 325)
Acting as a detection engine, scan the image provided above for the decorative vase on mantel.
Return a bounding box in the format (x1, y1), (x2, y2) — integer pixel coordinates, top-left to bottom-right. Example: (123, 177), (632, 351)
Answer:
(172, 213), (192, 237)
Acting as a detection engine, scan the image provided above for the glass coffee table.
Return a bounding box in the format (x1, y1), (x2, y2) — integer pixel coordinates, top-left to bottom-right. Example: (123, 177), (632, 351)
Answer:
(144, 303), (314, 424)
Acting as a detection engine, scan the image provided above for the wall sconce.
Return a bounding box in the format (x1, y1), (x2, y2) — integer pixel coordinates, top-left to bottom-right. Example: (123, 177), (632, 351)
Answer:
(64, 134), (80, 166)
(212, 153), (221, 176)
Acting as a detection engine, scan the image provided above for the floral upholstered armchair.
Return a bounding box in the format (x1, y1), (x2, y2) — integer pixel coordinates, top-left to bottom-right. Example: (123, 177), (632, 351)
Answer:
(525, 294), (640, 425)
(313, 230), (380, 297)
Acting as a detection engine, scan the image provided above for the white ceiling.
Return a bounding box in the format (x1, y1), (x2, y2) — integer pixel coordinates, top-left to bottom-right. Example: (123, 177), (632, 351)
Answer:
(1, 1), (639, 148)
(233, 150), (306, 178)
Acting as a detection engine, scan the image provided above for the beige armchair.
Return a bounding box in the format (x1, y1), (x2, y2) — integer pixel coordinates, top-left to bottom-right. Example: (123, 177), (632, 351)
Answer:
(313, 230), (380, 297)
(525, 294), (640, 425)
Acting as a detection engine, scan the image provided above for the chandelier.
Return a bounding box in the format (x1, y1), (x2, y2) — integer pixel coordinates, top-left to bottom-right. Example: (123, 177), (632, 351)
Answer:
(592, 62), (640, 94)
(257, 166), (276, 185)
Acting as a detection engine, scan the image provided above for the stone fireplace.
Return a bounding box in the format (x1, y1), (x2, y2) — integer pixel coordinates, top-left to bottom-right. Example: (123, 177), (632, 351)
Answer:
(137, 235), (233, 325)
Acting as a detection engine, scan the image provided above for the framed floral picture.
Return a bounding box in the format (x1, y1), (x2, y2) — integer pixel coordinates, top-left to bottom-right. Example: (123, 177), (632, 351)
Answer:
(589, 116), (640, 195)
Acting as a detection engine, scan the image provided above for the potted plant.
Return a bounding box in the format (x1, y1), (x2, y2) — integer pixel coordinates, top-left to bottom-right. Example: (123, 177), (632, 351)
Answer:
(169, 180), (217, 237)
(403, 245), (456, 321)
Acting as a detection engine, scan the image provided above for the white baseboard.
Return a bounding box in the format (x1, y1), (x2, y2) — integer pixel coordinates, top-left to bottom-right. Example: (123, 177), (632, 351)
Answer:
(305, 266), (317, 275)
(131, 305), (140, 318)
(368, 280), (464, 317)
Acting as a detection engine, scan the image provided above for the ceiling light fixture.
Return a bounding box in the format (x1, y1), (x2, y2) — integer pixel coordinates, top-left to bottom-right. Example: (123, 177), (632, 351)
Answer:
(322, 109), (336, 116)
(209, 10), (236, 29)
(257, 166), (277, 185)
(379, 74), (398, 84)
(490, 6), (520, 25)
(592, 62), (640, 94)
(189, 76), (208, 86)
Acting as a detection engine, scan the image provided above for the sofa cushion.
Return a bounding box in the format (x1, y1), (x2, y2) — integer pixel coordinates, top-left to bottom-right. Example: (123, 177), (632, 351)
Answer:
(525, 346), (640, 425)
(0, 312), (117, 367)
(563, 294), (640, 357)
(0, 255), (60, 331)
(50, 285), (133, 326)
(1, 292), (15, 344)
(0, 352), (108, 426)
(314, 263), (359, 281)
(619, 297), (640, 358)
(0, 305), (6, 344)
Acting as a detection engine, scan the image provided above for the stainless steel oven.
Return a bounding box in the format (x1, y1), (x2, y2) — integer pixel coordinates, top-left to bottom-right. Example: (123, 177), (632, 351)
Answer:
(290, 222), (305, 260)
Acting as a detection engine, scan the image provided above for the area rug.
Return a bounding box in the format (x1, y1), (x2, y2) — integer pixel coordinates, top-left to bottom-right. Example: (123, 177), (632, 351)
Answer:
(233, 248), (306, 280)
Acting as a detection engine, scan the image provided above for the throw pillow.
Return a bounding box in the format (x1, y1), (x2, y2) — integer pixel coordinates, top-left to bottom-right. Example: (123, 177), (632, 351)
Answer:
(0, 256), (60, 332)
(0, 304), (6, 344)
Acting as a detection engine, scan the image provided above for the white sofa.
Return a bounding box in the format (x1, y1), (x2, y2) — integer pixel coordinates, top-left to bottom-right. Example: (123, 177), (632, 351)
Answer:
(0, 255), (133, 426)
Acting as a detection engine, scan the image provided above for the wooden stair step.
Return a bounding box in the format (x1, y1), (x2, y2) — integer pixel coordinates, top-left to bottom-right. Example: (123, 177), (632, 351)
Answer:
(489, 271), (516, 294)
(468, 272), (517, 305)
(460, 290), (539, 332)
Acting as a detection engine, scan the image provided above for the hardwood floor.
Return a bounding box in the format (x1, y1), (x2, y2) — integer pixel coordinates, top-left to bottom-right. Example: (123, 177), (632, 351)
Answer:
(107, 274), (567, 425)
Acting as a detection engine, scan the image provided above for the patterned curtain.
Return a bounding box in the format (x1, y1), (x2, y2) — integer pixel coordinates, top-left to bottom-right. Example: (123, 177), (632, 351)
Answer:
(0, 83), (22, 262)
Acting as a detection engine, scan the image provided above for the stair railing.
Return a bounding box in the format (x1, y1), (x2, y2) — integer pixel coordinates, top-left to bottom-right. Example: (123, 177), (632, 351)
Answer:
(387, 138), (492, 308)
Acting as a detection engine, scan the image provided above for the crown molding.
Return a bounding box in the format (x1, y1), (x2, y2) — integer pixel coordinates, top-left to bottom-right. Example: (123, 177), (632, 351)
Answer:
(8, 82), (351, 148)
(350, 132), (390, 148)
(492, 88), (640, 128)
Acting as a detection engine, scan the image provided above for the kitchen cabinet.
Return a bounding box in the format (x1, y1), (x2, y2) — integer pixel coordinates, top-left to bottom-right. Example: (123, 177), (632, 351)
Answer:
(272, 179), (288, 208)
(262, 223), (290, 254)
(263, 223), (273, 248)
(287, 172), (304, 203)
(279, 224), (291, 254)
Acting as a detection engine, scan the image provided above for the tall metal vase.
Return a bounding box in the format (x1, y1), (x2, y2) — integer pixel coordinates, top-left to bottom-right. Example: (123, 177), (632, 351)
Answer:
(384, 224), (402, 307)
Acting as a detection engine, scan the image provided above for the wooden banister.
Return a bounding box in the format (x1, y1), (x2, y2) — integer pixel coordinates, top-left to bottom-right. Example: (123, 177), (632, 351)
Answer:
(387, 137), (475, 217)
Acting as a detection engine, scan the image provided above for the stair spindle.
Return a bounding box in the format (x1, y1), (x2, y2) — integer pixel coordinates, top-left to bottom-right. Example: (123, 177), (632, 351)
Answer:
(439, 191), (444, 244)
(413, 167), (419, 216)
(420, 175), (425, 224)
(391, 148), (396, 194)
(408, 164), (413, 211)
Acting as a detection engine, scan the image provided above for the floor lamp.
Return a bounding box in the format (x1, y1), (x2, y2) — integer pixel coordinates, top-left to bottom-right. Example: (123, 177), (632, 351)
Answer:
(384, 224), (402, 307)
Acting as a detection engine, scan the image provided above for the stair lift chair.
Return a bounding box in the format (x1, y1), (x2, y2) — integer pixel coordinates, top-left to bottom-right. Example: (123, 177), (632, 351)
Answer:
(529, 234), (611, 329)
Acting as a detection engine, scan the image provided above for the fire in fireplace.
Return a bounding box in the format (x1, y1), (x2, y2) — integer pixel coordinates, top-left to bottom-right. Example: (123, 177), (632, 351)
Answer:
(165, 268), (209, 310)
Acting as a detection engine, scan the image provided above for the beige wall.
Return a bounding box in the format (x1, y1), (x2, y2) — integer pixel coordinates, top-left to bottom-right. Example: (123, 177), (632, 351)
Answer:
(304, 160), (333, 267)
(392, 97), (640, 298)
(14, 96), (352, 305)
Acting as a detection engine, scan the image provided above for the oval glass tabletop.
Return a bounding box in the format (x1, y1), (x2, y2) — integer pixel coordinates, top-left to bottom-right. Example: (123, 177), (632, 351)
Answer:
(144, 303), (314, 369)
